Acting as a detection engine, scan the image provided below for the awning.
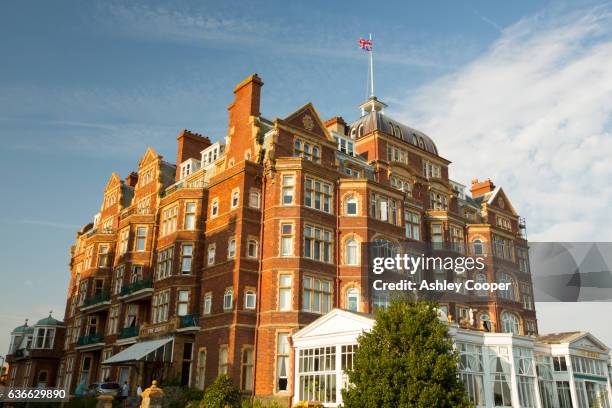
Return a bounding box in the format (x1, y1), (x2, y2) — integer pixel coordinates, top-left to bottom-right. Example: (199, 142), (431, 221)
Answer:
(102, 337), (173, 365)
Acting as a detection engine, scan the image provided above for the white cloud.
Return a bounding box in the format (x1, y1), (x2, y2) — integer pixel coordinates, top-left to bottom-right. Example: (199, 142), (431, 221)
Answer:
(396, 4), (612, 242)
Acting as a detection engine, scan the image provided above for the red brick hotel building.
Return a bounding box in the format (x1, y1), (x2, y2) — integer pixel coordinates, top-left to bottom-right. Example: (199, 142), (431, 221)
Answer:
(57, 74), (536, 403)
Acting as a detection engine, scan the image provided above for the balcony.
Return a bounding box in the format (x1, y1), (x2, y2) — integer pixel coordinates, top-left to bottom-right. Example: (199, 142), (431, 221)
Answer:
(177, 315), (200, 332)
(118, 279), (153, 301)
(76, 333), (104, 347)
(161, 178), (207, 198)
(118, 326), (139, 339)
(120, 207), (154, 220)
(81, 291), (111, 311)
(86, 227), (115, 237)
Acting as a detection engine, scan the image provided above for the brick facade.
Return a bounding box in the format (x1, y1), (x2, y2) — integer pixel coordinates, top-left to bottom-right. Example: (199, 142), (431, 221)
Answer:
(56, 74), (536, 402)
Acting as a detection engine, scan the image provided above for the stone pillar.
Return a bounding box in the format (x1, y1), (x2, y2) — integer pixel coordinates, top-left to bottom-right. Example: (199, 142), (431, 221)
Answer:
(140, 380), (164, 408)
(96, 394), (114, 408)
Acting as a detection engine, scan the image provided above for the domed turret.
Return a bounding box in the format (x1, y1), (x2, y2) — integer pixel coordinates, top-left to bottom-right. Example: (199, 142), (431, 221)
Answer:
(35, 312), (64, 327)
(348, 96), (439, 156)
(11, 319), (32, 334)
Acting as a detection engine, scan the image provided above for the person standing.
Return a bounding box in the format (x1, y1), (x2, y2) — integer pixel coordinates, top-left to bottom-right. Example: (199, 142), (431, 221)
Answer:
(119, 381), (129, 406)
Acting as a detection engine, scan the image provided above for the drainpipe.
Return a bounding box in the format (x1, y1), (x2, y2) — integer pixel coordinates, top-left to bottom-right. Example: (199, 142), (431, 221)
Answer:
(335, 177), (341, 308)
(252, 168), (267, 400)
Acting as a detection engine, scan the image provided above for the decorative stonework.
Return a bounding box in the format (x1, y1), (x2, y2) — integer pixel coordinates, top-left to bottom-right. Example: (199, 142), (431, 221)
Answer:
(302, 114), (315, 131)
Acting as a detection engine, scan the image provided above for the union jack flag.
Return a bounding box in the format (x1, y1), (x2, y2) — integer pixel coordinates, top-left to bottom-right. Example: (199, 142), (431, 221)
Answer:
(359, 38), (372, 51)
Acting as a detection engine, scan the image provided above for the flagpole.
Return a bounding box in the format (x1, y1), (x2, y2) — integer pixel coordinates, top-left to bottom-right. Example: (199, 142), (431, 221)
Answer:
(369, 33), (374, 97)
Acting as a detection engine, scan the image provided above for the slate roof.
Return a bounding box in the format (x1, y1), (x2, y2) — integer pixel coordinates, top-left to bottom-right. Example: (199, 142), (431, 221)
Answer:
(348, 110), (438, 155)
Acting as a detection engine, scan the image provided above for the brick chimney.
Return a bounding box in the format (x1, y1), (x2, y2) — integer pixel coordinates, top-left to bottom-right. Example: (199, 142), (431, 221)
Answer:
(125, 172), (138, 187)
(324, 116), (347, 135)
(175, 129), (212, 180)
(225, 74), (263, 165)
(470, 178), (496, 197)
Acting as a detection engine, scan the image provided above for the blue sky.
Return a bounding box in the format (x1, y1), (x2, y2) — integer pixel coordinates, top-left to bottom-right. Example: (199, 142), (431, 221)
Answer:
(2, 0), (612, 355)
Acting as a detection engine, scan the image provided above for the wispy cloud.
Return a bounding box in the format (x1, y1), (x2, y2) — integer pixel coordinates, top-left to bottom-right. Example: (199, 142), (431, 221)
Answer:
(20, 219), (81, 230)
(396, 4), (612, 242)
(92, 2), (466, 69)
(469, 7), (503, 32)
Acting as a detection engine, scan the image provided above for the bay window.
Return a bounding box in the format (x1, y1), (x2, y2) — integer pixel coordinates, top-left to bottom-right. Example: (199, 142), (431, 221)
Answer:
(302, 276), (332, 314)
(305, 177), (332, 213)
(282, 175), (295, 205)
(278, 274), (292, 311)
(181, 244), (193, 274)
(277, 333), (290, 391)
(280, 223), (293, 256)
(177, 290), (189, 316)
(184, 202), (196, 230)
(304, 225), (332, 263)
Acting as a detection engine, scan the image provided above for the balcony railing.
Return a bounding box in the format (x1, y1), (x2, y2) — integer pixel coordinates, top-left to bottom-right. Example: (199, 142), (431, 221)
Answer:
(178, 315), (199, 328)
(86, 227), (115, 237)
(119, 279), (153, 297)
(120, 207), (153, 220)
(118, 326), (139, 339)
(77, 333), (104, 346)
(82, 291), (111, 307)
(161, 178), (207, 198)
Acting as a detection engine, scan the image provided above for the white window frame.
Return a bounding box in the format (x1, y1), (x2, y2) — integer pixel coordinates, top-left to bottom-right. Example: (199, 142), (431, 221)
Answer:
(228, 238), (236, 259)
(244, 290), (256, 310)
(278, 274), (292, 311)
(223, 288), (234, 311)
(207, 244), (216, 266)
(184, 202), (197, 230)
(203, 292), (212, 315)
(211, 198), (219, 218)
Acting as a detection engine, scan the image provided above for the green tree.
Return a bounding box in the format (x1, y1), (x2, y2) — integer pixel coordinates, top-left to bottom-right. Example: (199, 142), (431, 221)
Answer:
(200, 375), (242, 408)
(342, 299), (473, 408)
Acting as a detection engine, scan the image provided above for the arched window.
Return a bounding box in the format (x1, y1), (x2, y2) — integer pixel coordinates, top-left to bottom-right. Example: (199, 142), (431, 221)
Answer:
(345, 196), (358, 215)
(501, 312), (520, 335)
(475, 273), (488, 297)
(346, 288), (359, 311)
(345, 239), (359, 265)
(395, 125), (402, 138)
(223, 289), (233, 310)
(498, 273), (516, 301)
(472, 239), (484, 255)
(358, 124), (364, 137)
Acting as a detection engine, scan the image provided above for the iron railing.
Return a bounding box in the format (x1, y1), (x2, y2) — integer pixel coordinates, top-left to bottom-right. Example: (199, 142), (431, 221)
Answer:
(119, 279), (153, 297)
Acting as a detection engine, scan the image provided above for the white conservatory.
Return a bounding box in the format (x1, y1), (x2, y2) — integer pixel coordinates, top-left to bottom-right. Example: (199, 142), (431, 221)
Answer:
(291, 309), (612, 408)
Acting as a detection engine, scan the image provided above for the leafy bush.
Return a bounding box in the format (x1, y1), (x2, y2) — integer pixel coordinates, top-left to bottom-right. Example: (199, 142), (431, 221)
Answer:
(162, 385), (205, 408)
(292, 401), (324, 408)
(342, 300), (473, 408)
(242, 400), (287, 408)
(200, 375), (242, 408)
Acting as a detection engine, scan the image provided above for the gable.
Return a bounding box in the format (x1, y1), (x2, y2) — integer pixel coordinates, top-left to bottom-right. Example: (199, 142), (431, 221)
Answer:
(283, 103), (331, 141)
(571, 334), (609, 353)
(487, 187), (518, 216)
(293, 309), (374, 342)
(139, 147), (160, 168)
(104, 172), (122, 192)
